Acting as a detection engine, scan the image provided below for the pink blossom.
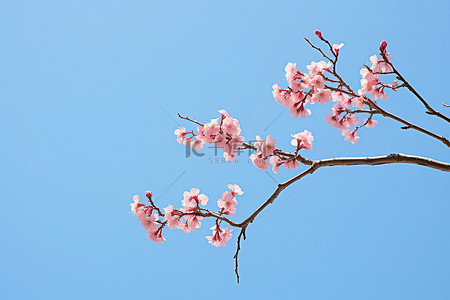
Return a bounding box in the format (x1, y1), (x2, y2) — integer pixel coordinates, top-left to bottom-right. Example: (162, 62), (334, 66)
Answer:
(218, 109), (229, 119)
(182, 188), (209, 208)
(206, 225), (233, 247)
(285, 63), (302, 89)
(333, 43), (344, 54)
(174, 126), (186, 143)
(325, 114), (343, 129)
(164, 205), (183, 229)
(359, 68), (389, 100)
(174, 126), (195, 146)
(194, 140), (205, 150)
(253, 136), (264, 154)
(180, 222), (191, 233)
(369, 87), (389, 101)
(250, 154), (270, 170)
(217, 191), (238, 215)
(130, 195), (145, 215)
(288, 92), (311, 119)
(291, 130), (314, 150)
(332, 91), (346, 103)
(343, 129), (360, 144)
(136, 211), (159, 234)
(359, 68), (379, 95)
(370, 54), (393, 73)
(221, 115), (241, 138)
(227, 184), (244, 196)
(310, 89), (332, 104)
(222, 135), (245, 162)
(182, 201), (203, 231)
(147, 226), (166, 244)
(197, 119), (220, 144)
(269, 155), (284, 174)
(332, 92), (351, 109)
(343, 113), (359, 128)
(331, 101), (347, 116)
(265, 136), (276, 156)
(194, 111), (246, 159)
(284, 160), (299, 170)
(223, 152), (236, 162)
(307, 61), (331, 77)
(272, 84), (292, 107)
(352, 96), (366, 109)
(254, 135), (276, 156)
(184, 214), (202, 231)
(307, 74), (324, 90)
(364, 118), (378, 128)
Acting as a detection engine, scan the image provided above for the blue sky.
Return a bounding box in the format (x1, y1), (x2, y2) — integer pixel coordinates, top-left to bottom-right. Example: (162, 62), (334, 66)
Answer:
(1, 1), (449, 299)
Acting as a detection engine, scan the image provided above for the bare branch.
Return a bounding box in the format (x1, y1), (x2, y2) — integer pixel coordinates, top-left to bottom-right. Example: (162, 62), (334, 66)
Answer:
(237, 153), (449, 228)
(364, 98), (450, 147)
(233, 227), (246, 283)
(177, 113), (203, 126)
(304, 38), (333, 62)
(379, 49), (450, 123)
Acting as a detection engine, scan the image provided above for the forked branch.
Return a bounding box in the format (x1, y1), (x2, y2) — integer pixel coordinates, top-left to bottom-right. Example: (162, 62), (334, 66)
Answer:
(231, 153), (449, 281)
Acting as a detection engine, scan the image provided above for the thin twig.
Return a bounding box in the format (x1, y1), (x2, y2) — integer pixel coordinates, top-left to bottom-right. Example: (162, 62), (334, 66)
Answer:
(364, 97), (450, 147)
(177, 113), (203, 126)
(233, 227), (246, 283)
(304, 38), (333, 62)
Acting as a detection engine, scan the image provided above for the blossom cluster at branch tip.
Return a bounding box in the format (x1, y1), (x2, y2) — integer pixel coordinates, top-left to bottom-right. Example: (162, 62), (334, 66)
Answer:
(132, 185), (244, 247)
(271, 31), (396, 143)
(131, 194), (165, 243)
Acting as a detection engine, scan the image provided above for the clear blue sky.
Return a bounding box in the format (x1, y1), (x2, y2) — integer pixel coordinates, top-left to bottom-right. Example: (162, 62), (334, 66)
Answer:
(1, 1), (449, 299)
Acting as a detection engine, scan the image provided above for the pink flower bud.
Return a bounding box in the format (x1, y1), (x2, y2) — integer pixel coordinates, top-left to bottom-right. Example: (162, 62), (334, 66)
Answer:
(314, 30), (323, 39)
(380, 40), (388, 49)
(145, 190), (153, 198)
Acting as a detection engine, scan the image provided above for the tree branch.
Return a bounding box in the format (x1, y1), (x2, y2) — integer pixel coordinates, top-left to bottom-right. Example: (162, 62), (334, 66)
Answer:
(233, 227), (246, 283)
(364, 98), (450, 147)
(239, 153), (449, 227)
(228, 152), (449, 282)
(379, 49), (450, 123)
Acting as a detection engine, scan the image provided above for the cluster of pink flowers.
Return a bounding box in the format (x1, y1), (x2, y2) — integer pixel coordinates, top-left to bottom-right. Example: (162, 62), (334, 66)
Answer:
(131, 184), (243, 247)
(358, 48), (397, 101)
(217, 184), (243, 215)
(271, 34), (400, 144)
(249, 135), (276, 170)
(130, 192), (166, 243)
(174, 110), (244, 161)
(324, 94), (361, 143)
(272, 59), (334, 119)
(249, 131), (314, 173)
